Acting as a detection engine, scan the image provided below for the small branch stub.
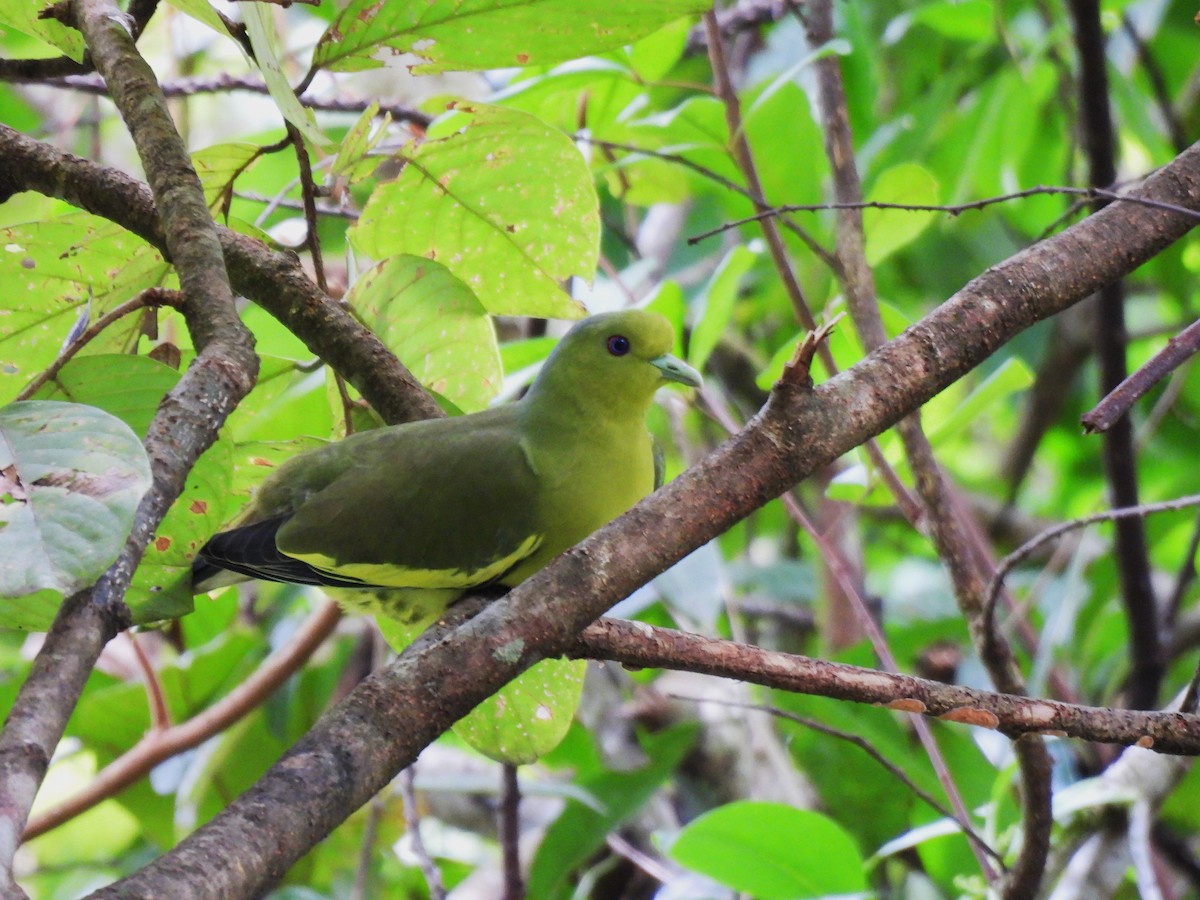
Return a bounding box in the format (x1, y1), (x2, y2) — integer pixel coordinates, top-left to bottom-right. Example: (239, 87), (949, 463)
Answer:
(780, 313), (845, 389)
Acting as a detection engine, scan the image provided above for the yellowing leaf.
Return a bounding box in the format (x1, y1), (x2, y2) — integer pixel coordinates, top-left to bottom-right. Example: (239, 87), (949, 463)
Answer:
(314, 0), (710, 74)
(352, 104), (597, 321)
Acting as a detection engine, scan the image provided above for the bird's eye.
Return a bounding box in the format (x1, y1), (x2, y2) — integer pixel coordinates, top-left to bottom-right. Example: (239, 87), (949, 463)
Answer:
(606, 335), (631, 356)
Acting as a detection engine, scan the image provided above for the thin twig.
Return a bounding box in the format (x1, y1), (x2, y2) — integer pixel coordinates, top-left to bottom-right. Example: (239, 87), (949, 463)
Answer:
(124, 632), (170, 731)
(16, 288), (183, 401)
(604, 832), (675, 884)
(398, 766), (446, 900)
(703, 12), (817, 335)
(576, 137), (840, 273)
(286, 122), (327, 294)
(1120, 13), (1189, 153)
(687, 185), (1199, 245)
(1082, 315), (1200, 433)
(500, 764), (523, 900)
(233, 190), (359, 220)
(576, 618), (1200, 754)
(349, 795), (384, 900)
(13, 72), (433, 126)
(1165, 510), (1200, 629)
(984, 494), (1200, 640)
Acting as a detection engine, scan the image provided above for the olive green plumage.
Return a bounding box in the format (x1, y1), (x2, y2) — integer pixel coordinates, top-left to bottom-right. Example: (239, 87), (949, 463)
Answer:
(193, 310), (700, 624)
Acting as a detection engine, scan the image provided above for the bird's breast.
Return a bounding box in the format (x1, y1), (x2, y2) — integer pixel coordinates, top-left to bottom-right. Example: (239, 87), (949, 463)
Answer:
(507, 425), (656, 582)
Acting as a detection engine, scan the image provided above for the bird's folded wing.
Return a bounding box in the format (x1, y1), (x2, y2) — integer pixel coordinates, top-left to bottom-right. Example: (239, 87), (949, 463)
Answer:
(195, 516), (378, 588)
(198, 413), (547, 592)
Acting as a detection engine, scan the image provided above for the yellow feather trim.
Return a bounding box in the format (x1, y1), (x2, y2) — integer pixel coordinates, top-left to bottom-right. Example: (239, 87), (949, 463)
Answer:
(288, 533), (543, 590)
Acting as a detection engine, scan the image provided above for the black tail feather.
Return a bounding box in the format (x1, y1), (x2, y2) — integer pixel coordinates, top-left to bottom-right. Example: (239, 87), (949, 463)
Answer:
(193, 515), (371, 590)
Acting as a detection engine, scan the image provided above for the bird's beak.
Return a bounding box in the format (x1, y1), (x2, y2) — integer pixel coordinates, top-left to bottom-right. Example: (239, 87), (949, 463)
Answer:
(650, 354), (703, 388)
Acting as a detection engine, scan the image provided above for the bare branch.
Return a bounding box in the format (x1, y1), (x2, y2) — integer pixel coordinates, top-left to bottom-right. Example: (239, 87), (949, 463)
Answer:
(1083, 315), (1200, 433)
(581, 620), (1200, 753)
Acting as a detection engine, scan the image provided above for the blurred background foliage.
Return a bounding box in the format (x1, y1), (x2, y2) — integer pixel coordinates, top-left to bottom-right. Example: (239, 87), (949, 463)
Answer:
(3, 0), (1200, 896)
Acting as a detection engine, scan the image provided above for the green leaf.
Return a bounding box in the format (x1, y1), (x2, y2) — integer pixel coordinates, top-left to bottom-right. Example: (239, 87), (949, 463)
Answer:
(924, 356), (1035, 448)
(162, 0), (230, 37)
(910, 0), (996, 41)
(346, 255), (501, 412)
(193, 143), (264, 209)
(500, 336), (558, 376)
(645, 281), (688, 352)
(352, 104), (596, 321)
(0, 214), (170, 403)
(0, 401), (151, 603)
(0, 0), (85, 61)
(314, 0), (710, 74)
(624, 17), (691, 82)
(228, 438), (326, 508)
(666, 802), (868, 899)
(243, 3), (329, 148)
(32, 354), (180, 439)
(756, 332), (802, 392)
(689, 245), (755, 371)
(330, 103), (390, 185)
(863, 162), (940, 266)
(28, 752), (140, 865)
(452, 658), (586, 764)
(0, 590), (61, 631)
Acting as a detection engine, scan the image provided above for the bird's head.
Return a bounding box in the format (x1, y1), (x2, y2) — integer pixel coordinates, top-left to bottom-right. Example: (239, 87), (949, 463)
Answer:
(528, 310), (702, 412)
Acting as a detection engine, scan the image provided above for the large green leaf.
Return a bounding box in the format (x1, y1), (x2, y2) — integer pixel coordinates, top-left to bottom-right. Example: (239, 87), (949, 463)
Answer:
(352, 104), (596, 321)
(666, 802), (868, 899)
(33, 354), (180, 439)
(0, 0), (85, 61)
(346, 255), (501, 413)
(452, 658), (586, 764)
(0, 401), (151, 605)
(0, 214), (170, 403)
(314, 0), (708, 74)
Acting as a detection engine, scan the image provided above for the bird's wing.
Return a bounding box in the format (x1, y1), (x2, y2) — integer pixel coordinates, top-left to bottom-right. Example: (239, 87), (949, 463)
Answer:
(198, 411), (546, 591)
(193, 515), (377, 588)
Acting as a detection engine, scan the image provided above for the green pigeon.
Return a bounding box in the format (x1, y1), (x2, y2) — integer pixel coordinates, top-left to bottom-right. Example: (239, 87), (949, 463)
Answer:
(192, 310), (701, 630)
